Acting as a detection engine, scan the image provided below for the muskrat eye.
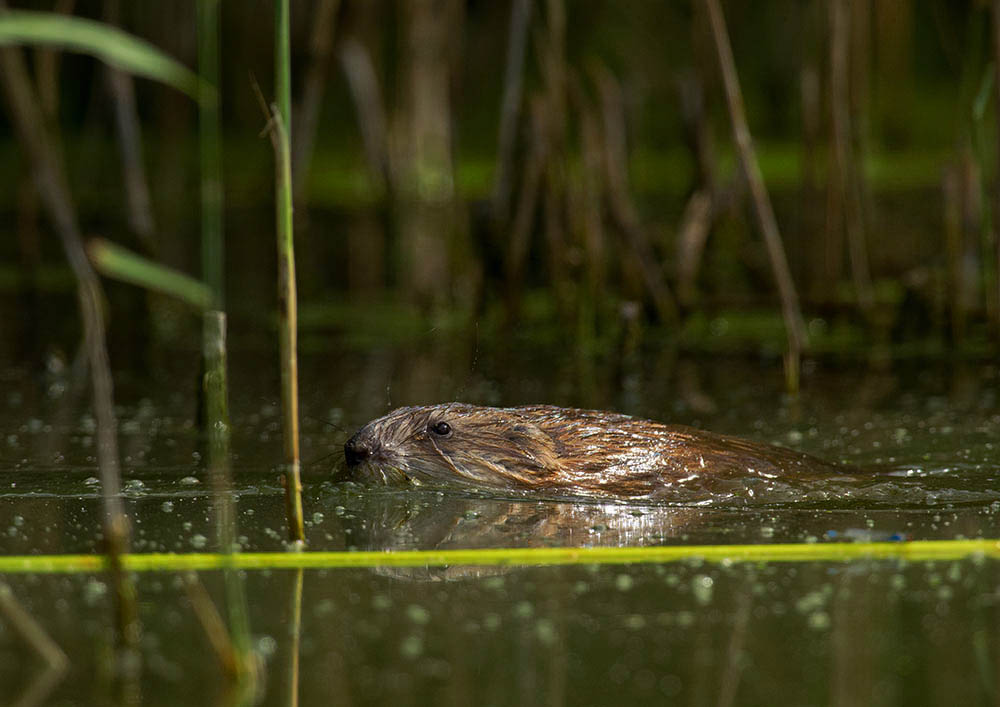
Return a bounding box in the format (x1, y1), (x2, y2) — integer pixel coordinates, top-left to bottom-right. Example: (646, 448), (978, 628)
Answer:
(429, 421), (452, 437)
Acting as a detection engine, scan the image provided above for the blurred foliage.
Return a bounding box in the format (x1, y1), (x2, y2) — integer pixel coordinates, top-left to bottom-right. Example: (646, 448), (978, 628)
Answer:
(0, 0), (998, 359)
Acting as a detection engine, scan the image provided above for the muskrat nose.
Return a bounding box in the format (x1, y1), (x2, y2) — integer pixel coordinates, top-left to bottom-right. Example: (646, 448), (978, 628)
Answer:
(344, 435), (370, 467)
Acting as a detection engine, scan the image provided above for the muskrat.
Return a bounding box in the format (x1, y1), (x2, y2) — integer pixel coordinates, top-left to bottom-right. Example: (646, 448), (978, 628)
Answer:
(343, 403), (842, 499)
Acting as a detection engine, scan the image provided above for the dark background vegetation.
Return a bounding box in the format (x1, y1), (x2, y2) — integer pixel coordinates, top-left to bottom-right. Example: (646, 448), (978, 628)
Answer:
(1, 0), (997, 368)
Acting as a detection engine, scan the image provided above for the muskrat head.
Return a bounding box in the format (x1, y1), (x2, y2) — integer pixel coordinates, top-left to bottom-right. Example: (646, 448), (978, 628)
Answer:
(343, 403), (563, 490)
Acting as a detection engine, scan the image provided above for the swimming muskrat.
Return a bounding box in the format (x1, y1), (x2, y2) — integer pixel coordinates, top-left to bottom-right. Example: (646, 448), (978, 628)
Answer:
(343, 403), (842, 499)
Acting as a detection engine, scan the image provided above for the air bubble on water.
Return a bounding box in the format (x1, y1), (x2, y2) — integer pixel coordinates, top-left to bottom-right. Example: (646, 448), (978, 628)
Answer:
(83, 578), (107, 606)
(624, 615), (646, 630)
(256, 636), (277, 657)
(406, 605), (431, 625)
(692, 575), (714, 605)
(796, 589), (829, 614)
(946, 563), (961, 583)
(123, 479), (146, 493)
(190, 534), (207, 549)
(535, 618), (557, 644)
(83, 477), (100, 487)
(808, 611), (830, 630)
(400, 635), (423, 659)
(161, 501), (174, 513)
(179, 476), (200, 485)
(483, 613), (501, 630)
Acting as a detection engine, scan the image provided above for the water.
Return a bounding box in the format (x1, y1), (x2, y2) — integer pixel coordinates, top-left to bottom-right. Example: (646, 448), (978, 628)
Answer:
(1, 339), (999, 705)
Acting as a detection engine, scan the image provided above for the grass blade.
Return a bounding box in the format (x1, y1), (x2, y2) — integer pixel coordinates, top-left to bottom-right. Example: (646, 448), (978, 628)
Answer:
(0, 10), (207, 100)
(87, 238), (215, 310)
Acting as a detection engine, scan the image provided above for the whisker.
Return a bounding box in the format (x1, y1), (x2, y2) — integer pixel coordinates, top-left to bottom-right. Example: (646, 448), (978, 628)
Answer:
(304, 448), (344, 468)
(304, 414), (348, 436)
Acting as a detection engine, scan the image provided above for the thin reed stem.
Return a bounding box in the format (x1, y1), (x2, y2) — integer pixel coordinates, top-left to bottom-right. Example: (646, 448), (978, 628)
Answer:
(287, 568), (304, 707)
(292, 0), (340, 203)
(492, 0), (533, 223)
(992, 0), (1000, 340)
(202, 311), (256, 687)
(198, 0), (224, 305)
(274, 0), (305, 543)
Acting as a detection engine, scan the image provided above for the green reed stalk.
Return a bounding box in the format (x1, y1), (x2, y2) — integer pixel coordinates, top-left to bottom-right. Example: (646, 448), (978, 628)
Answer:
(203, 312), (257, 688)
(274, 0), (305, 543)
(197, 3), (258, 688)
(198, 0), (223, 305)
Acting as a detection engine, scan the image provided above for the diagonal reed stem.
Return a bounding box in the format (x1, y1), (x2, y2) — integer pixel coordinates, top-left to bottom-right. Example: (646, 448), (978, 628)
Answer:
(702, 0), (807, 392)
(0, 39), (140, 670)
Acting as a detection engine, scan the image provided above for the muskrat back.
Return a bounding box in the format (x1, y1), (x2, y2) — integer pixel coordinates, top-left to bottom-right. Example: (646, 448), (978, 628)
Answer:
(343, 403), (840, 498)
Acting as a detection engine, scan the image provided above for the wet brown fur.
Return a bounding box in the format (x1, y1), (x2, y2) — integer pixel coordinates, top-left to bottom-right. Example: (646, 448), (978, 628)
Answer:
(344, 403), (838, 498)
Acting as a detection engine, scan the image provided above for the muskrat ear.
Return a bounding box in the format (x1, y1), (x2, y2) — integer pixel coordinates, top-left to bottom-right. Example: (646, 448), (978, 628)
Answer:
(503, 422), (552, 448)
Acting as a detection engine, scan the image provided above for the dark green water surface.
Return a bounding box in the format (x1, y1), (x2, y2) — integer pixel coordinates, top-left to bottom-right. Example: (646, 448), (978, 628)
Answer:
(1, 343), (999, 705)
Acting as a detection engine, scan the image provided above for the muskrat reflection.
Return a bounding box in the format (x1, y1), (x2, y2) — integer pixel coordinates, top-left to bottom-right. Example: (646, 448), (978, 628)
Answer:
(344, 403), (842, 499)
(341, 490), (702, 581)
(348, 492), (701, 551)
